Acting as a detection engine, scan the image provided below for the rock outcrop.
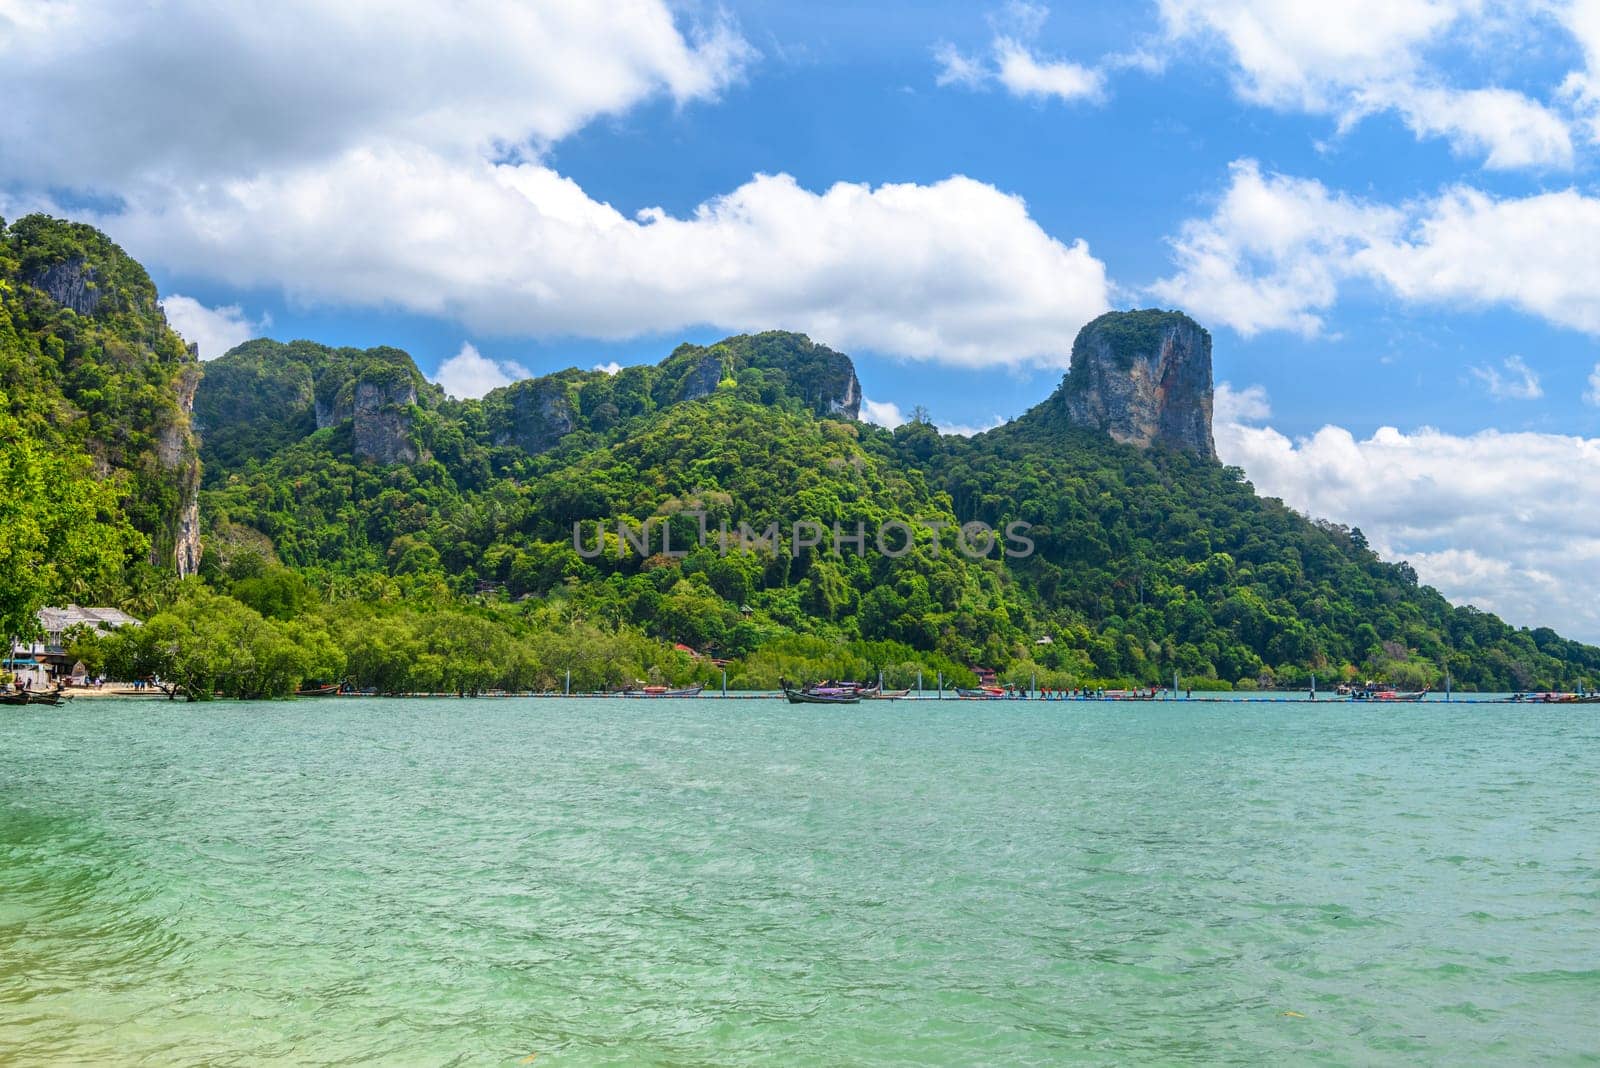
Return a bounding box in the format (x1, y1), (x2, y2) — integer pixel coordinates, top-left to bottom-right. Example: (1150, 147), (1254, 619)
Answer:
(163, 361), (204, 577)
(350, 375), (421, 465)
(674, 351), (727, 404)
(488, 377), (577, 455)
(1059, 310), (1216, 459)
(22, 256), (103, 316)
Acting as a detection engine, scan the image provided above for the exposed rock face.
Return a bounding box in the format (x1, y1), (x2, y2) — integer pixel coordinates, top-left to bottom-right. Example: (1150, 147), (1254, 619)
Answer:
(23, 257), (103, 316)
(153, 362), (204, 576)
(351, 376), (421, 464)
(490, 378), (576, 455)
(171, 363), (203, 576)
(675, 352), (726, 403)
(1060, 310), (1216, 459)
(825, 363), (861, 420)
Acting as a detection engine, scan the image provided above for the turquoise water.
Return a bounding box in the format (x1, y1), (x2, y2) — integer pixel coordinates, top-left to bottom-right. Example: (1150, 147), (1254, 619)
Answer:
(2, 698), (1597, 1065)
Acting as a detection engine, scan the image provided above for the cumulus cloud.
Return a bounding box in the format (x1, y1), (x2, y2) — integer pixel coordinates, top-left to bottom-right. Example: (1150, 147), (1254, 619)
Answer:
(1150, 160), (1399, 336)
(1154, 160), (1600, 338)
(2, 2), (1111, 369)
(860, 397), (908, 427)
(935, 4), (1106, 104)
(1216, 388), (1600, 642)
(92, 156), (1111, 368)
(0, 0), (752, 191)
(593, 361), (623, 376)
(159, 294), (267, 359)
(1470, 355), (1543, 400)
(432, 342), (530, 399)
(1588, 363), (1600, 406)
(1215, 381), (1272, 422)
(1157, 0), (1574, 170)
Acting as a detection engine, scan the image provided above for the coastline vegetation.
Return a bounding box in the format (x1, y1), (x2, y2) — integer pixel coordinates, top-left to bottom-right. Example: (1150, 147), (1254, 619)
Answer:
(8, 213), (1600, 699)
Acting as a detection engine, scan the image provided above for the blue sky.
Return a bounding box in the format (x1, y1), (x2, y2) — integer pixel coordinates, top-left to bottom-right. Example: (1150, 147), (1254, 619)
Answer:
(6, 0), (1600, 638)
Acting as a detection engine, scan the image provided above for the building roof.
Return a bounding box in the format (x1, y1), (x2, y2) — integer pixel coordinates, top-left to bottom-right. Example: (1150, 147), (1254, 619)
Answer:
(38, 605), (141, 631)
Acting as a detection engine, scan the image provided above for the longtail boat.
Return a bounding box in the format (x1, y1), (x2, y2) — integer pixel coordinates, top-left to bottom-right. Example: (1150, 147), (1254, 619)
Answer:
(782, 680), (859, 705)
(295, 682), (341, 697)
(623, 684), (705, 697)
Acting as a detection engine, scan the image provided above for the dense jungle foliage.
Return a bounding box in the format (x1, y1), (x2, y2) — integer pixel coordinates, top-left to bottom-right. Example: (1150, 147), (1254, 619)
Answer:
(8, 214), (1600, 696)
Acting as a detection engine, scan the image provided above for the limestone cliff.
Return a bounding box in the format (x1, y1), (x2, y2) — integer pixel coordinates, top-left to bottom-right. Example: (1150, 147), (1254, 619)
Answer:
(1058, 310), (1216, 459)
(162, 355), (204, 577)
(350, 374), (422, 465)
(22, 256), (104, 316)
(486, 376), (579, 455)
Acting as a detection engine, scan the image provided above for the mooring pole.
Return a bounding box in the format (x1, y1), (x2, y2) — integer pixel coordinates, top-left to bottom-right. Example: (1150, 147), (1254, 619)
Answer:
(564, 668), (570, 696)
(937, 671), (943, 700)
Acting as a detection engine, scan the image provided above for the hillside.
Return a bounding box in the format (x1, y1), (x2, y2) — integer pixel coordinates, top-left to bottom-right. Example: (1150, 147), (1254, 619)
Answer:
(7, 213), (1599, 694)
(0, 215), (201, 636)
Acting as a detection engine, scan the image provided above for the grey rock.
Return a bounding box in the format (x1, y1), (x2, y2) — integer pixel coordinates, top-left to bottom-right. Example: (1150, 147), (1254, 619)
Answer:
(676, 352), (726, 403)
(352, 377), (421, 464)
(1060, 310), (1216, 459)
(24, 257), (103, 316)
(490, 378), (576, 456)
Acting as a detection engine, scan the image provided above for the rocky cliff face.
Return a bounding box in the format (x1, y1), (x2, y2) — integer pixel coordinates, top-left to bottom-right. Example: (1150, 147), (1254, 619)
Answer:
(164, 356), (204, 577)
(22, 257), (103, 316)
(488, 378), (577, 455)
(1059, 310), (1215, 459)
(350, 376), (422, 464)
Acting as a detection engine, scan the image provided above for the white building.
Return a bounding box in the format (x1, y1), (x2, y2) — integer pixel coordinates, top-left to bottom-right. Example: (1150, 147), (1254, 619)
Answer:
(8, 605), (140, 687)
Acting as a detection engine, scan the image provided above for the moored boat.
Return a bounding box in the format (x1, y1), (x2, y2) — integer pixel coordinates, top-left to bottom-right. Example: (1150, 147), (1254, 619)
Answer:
(622, 684), (706, 697)
(781, 680), (860, 704)
(295, 682), (341, 697)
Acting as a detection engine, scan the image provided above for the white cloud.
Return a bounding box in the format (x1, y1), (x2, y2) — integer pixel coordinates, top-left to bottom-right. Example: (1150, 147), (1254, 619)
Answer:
(935, 5), (1106, 104)
(860, 397), (908, 427)
(1215, 381), (1273, 422)
(1216, 390), (1600, 642)
(934, 42), (989, 89)
(1588, 363), (1600, 406)
(0, 0), (752, 191)
(1149, 160), (1399, 336)
(992, 37), (1106, 102)
(1154, 160), (1600, 339)
(93, 155), (1111, 368)
(432, 342), (530, 399)
(593, 361), (623, 376)
(3, 4), (1110, 370)
(938, 415), (1006, 437)
(159, 294), (266, 359)
(1157, 0), (1574, 170)
(1470, 355), (1543, 400)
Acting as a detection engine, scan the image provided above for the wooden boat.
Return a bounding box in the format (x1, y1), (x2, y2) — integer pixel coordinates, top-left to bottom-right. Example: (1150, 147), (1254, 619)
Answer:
(863, 688), (911, 699)
(1371, 689), (1428, 702)
(1, 691), (31, 706)
(956, 686), (1009, 699)
(295, 682), (341, 697)
(25, 689), (70, 705)
(782, 681), (859, 705)
(623, 684), (705, 697)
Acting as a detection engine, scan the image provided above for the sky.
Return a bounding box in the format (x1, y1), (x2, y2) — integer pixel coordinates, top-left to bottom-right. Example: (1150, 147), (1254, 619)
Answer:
(5, 0), (1600, 639)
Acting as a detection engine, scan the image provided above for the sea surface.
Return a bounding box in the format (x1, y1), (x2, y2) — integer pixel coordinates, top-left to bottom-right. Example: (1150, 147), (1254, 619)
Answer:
(2, 697), (1597, 1065)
